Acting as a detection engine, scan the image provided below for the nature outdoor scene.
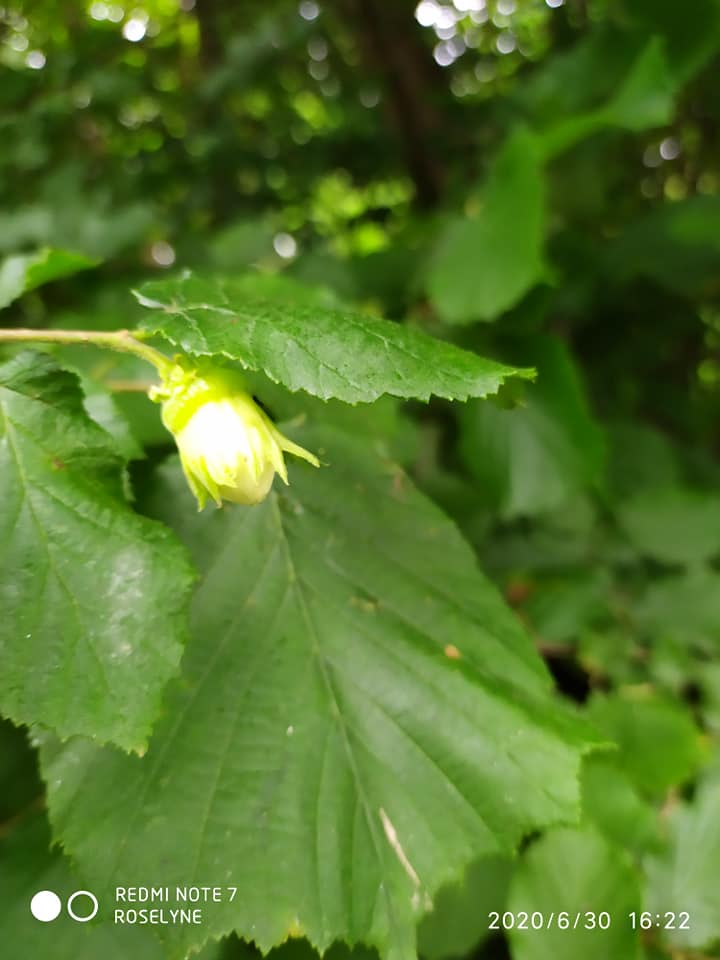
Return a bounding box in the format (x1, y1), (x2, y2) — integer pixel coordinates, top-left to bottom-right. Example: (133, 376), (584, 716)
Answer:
(0, 1), (719, 960)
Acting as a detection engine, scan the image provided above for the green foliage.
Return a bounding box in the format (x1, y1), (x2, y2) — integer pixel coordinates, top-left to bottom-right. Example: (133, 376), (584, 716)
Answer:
(507, 828), (643, 960)
(427, 130), (546, 324)
(0, 719), (41, 822)
(645, 777), (720, 951)
(604, 196), (720, 295)
(580, 755), (662, 856)
(0, 815), (165, 960)
(0, 353), (193, 749)
(417, 856), (513, 960)
(617, 486), (720, 566)
(585, 694), (705, 798)
(1, 1), (719, 958)
(0, 248), (98, 310)
(458, 337), (604, 518)
(617, 0), (720, 81)
(536, 37), (675, 158)
(637, 567), (720, 652)
(40, 439), (599, 960)
(135, 274), (533, 403)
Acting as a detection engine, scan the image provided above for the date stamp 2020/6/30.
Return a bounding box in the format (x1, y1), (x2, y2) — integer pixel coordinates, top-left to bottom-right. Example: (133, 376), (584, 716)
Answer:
(488, 911), (691, 932)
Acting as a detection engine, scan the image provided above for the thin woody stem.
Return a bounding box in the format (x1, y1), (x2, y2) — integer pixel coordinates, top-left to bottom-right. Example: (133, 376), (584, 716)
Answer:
(0, 327), (173, 376)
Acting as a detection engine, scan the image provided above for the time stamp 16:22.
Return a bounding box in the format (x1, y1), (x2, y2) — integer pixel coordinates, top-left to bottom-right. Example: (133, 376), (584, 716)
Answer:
(488, 911), (691, 931)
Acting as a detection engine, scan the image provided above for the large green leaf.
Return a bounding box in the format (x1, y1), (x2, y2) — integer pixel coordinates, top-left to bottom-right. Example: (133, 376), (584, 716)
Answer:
(417, 856), (513, 960)
(0, 815), (165, 960)
(40, 427), (601, 960)
(616, 486), (720, 566)
(605, 422), (680, 499)
(426, 130), (546, 325)
(459, 338), (605, 519)
(604, 196), (720, 297)
(601, 37), (675, 131)
(617, 0), (720, 82)
(518, 29), (641, 126)
(636, 567), (720, 654)
(580, 755), (662, 856)
(538, 38), (675, 158)
(645, 778), (720, 951)
(585, 694), (704, 798)
(0, 352), (194, 749)
(507, 827), (643, 960)
(134, 274), (533, 403)
(0, 248), (98, 310)
(523, 570), (612, 644)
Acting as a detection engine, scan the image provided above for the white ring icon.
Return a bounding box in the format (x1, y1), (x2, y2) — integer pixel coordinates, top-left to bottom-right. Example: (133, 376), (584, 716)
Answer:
(67, 890), (99, 922)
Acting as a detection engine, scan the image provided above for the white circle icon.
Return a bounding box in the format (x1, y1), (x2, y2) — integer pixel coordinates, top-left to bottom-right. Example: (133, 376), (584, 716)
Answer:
(30, 890), (62, 922)
(67, 890), (99, 922)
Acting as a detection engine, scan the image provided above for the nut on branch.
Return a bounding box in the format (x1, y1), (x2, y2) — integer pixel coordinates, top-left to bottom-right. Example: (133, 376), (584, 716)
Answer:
(150, 360), (319, 509)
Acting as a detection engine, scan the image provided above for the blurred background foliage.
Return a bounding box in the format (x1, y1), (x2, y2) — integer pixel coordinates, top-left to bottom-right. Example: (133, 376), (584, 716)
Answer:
(2, 0), (720, 958)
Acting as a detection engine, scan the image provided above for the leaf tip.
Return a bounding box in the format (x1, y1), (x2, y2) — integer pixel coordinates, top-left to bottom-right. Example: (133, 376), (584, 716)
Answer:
(131, 287), (166, 310)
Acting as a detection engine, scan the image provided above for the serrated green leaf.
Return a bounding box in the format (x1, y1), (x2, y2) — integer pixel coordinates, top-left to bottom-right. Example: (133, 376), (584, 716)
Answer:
(0, 248), (98, 310)
(0, 815), (165, 960)
(237, 366), (420, 469)
(507, 827), (643, 960)
(40, 427), (601, 960)
(426, 130), (546, 325)
(133, 273), (534, 403)
(195, 938), (378, 960)
(191, 935), (259, 960)
(0, 352), (194, 749)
